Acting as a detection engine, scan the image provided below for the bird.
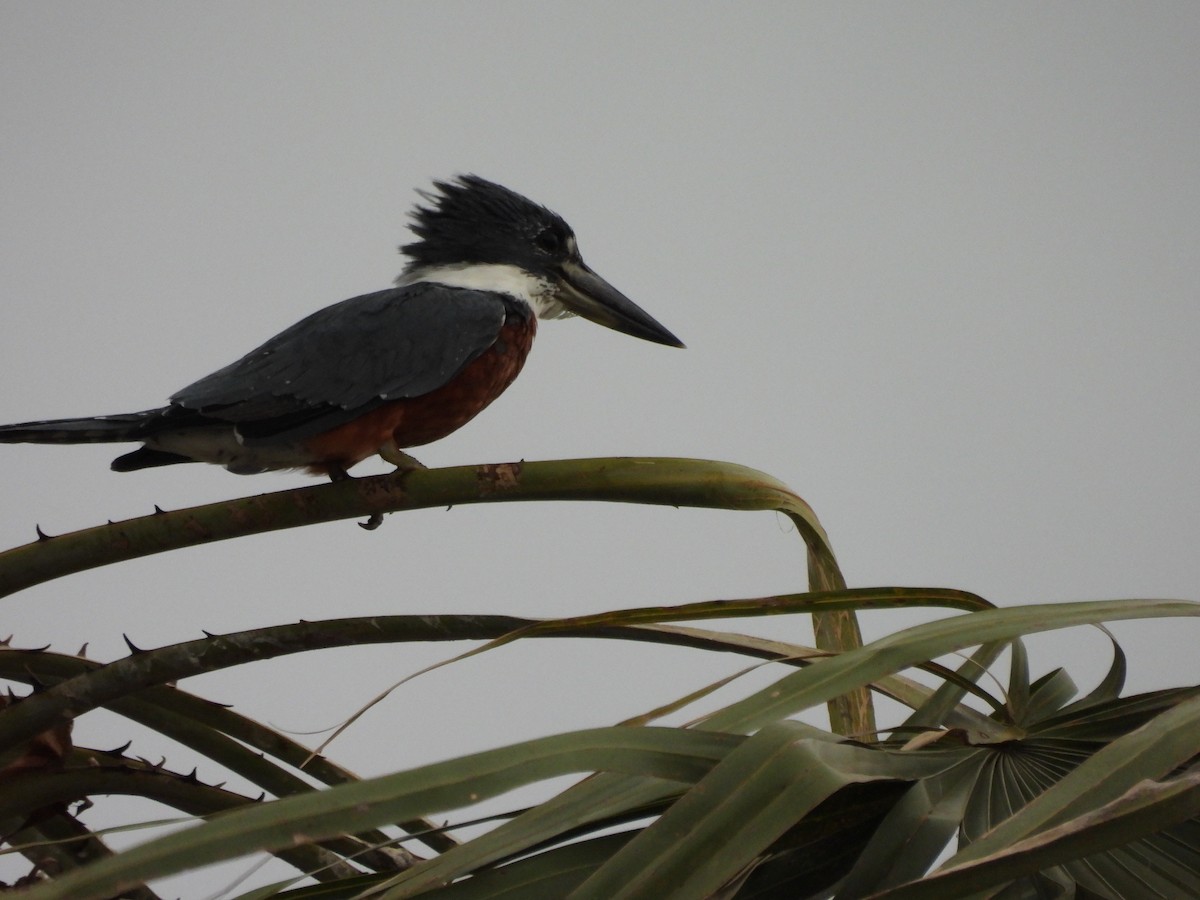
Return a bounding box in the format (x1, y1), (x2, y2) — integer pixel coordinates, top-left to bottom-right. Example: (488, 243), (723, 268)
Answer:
(0, 175), (683, 480)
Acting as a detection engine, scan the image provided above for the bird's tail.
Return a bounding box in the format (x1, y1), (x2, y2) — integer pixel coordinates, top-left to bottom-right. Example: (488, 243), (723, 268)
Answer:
(0, 410), (166, 445)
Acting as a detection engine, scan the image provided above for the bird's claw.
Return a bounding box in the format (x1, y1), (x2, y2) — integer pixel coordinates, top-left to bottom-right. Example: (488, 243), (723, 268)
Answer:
(359, 512), (385, 531)
(347, 442), (425, 529)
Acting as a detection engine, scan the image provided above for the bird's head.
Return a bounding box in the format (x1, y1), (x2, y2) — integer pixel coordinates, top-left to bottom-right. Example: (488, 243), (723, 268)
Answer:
(399, 175), (683, 348)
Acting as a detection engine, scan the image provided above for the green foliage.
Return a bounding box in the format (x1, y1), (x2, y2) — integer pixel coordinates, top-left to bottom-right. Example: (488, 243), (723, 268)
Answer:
(1, 459), (1196, 898)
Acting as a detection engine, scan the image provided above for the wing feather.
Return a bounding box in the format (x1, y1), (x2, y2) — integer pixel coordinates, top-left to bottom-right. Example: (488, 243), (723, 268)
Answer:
(169, 283), (508, 442)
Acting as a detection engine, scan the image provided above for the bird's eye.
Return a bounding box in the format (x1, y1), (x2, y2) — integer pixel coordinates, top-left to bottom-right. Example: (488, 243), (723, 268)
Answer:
(534, 229), (562, 254)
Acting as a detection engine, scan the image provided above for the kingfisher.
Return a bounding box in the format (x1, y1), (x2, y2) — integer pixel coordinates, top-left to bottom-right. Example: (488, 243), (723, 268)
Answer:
(0, 175), (683, 479)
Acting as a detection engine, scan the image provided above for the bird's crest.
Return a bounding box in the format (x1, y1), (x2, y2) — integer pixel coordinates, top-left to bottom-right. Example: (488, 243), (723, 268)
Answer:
(400, 175), (573, 270)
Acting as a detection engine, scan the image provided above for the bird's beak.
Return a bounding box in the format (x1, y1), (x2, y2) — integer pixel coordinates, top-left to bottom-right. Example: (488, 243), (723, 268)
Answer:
(555, 259), (685, 348)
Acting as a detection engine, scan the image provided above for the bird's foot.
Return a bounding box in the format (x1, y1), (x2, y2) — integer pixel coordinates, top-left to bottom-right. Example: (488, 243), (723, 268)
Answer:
(379, 440), (427, 473)
(322, 464), (384, 530)
(355, 442), (426, 530)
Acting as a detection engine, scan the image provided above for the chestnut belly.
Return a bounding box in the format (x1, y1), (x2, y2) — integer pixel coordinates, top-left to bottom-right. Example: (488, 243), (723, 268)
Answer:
(303, 316), (536, 473)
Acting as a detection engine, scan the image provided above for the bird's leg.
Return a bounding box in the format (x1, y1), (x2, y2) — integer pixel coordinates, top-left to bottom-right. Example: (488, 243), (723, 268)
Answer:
(356, 440), (426, 531)
(379, 438), (427, 473)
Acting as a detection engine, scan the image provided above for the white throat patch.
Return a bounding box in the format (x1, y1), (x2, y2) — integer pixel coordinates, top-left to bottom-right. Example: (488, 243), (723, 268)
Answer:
(397, 263), (571, 320)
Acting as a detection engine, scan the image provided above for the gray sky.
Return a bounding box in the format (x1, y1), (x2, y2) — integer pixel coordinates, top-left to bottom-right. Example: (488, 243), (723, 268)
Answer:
(2, 3), (1197, 893)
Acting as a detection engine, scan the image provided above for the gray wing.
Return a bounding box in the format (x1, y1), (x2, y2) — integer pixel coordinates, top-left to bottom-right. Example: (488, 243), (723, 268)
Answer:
(170, 283), (508, 443)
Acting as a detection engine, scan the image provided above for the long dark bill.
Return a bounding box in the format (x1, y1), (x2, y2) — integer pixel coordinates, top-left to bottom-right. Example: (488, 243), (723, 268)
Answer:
(555, 260), (685, 348)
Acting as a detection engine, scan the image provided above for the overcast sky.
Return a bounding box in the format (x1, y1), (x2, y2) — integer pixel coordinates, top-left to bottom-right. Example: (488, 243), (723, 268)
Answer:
(2, 3), (1197, 893)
